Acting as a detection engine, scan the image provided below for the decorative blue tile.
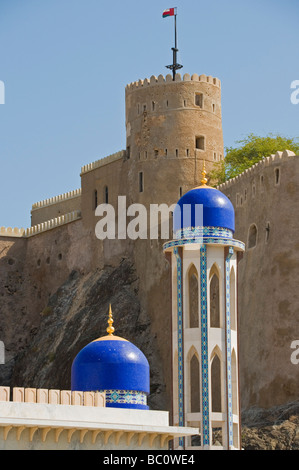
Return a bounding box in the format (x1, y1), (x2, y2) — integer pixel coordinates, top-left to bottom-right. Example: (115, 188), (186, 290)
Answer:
(100, 389), (147, 406)
(164, 237), (245, 252)
(200, 245), (210, 447)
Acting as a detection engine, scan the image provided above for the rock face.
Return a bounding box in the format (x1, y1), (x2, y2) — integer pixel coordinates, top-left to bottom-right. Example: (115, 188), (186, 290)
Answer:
(241, 401), (299, 450)
(9, 258), (167, 411)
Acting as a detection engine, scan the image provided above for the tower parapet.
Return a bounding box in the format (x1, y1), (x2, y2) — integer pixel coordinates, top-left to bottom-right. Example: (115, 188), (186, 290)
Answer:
(125, 73), (221, 91)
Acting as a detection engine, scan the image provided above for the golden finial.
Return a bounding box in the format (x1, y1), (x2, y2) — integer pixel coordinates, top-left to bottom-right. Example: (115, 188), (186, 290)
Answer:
(106, 304), (115, 336)
(200, 160), (208, 186)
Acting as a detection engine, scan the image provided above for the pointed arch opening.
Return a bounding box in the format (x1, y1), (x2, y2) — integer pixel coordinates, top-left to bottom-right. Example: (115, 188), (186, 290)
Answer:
(209, 264), (220, 328)
(173, 349), (179, 423)
(248, 223), (257, 249)
(188, 348), (201, 413)
(211, 348), (222, 413)
(230, 266), (236, 331)
(231, 349), (238, 415)
(188, 264), (199, 328)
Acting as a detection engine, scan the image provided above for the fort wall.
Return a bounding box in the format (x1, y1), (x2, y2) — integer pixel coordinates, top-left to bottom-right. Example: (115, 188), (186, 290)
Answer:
(31, 189), (82, 226)
(219, 150), (299, 408)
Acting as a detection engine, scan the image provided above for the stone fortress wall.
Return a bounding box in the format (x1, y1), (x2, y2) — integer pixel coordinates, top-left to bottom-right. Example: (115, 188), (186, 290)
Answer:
(218, 149), (299, 409)
(0, 73), (298, 415)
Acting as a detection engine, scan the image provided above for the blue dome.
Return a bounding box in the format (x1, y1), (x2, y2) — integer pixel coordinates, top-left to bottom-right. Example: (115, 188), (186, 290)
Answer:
(173, 186), (235, 234)
(71, 335), (150, 410)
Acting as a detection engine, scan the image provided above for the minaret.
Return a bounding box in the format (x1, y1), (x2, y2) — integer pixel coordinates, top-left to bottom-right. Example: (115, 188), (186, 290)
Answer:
(163, 165), (245, 450)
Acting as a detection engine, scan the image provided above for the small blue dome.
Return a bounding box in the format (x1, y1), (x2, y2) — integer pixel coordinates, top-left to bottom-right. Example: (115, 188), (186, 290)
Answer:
(71, 335), (150, 410)
(173, 186), (235, 234)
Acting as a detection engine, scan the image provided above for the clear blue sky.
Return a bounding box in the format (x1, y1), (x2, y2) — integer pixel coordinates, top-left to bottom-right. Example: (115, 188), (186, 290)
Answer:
(0, 0), (298, 228)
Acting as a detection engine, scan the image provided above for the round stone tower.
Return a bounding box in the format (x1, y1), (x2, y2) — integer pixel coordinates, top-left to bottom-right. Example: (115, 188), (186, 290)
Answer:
(124, 73), (224, 206)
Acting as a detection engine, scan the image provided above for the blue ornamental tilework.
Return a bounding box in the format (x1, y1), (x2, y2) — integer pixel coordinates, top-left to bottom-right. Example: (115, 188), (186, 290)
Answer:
(173, 247), (184, 448)
(225, 247), (234, 448)
(174, 226), (233, 241)
(200, 245), (210, 447)
(100, 389), (147, 406)
(164, 237), (245, 252)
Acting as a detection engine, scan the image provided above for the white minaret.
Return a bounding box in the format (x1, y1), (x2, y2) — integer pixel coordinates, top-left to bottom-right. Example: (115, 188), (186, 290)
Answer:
(163, 166), (245, 450)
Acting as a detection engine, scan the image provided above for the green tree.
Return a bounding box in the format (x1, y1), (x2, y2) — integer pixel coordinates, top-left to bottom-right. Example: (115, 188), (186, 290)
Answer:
(210, 133), (299, 185)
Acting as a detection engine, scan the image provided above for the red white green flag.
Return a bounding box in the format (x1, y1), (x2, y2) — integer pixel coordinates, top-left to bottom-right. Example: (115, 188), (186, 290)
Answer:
(162, 8), (176, 18)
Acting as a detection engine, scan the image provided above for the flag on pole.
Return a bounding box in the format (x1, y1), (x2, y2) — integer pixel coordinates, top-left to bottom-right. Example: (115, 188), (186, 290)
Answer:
(162, 8), (176, 18)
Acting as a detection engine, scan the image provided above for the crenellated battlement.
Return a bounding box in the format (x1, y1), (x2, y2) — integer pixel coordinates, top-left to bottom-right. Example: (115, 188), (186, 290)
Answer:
(0, 226), (25, 237)
(125, 73), (221, 92)
(81, 150), (126, 175)
(217, 150), (297, 190)
(0, 386), (105, 407)
(32, 188), (81, 211)
(0, 210), (81, 239)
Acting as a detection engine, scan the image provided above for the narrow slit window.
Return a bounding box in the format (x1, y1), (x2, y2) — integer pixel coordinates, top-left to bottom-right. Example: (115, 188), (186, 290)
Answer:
(94, 189), (98, 209)
(104, 186), (108, 204)
(275, 168), (280, 185)
(139, 172), (144, 193)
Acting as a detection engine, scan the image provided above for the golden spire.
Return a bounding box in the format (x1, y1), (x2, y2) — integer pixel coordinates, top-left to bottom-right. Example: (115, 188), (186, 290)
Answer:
(106, 304), (115, 336)
(200, 160), (208, 186)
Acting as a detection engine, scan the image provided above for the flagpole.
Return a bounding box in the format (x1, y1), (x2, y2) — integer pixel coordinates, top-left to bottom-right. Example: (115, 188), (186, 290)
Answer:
(166, 7), (183, 81)
(173, 11), (178, 81)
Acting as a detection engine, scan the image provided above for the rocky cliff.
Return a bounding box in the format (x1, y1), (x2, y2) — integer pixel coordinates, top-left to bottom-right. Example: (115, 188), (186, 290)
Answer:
(241, 401), (299, 450)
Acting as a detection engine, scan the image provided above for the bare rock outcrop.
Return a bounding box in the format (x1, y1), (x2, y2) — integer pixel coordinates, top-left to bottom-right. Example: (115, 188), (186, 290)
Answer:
(241, 401), (299, 450)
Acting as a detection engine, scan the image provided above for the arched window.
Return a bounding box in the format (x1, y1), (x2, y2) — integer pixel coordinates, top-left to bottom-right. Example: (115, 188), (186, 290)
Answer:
(190, 352), (200, 413)
(173, 350), (179, 421)
(231, 349), (238, 415)
(211, 352), (222, 412)
(188, 265), (199, 328)
(230, 267), (236, 331)
(248, 224), (257, 249)
(209, 265), (220, 328)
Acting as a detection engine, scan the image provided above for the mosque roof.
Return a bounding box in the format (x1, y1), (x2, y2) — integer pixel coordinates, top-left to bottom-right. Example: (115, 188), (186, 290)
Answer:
(173, 163), (235, 234)
(71, 306), (150, 409)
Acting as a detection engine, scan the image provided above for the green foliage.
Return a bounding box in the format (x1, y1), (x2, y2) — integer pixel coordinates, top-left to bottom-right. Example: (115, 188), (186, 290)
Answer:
(210, 133), (299, 185)
(40, 306), (53, 317)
